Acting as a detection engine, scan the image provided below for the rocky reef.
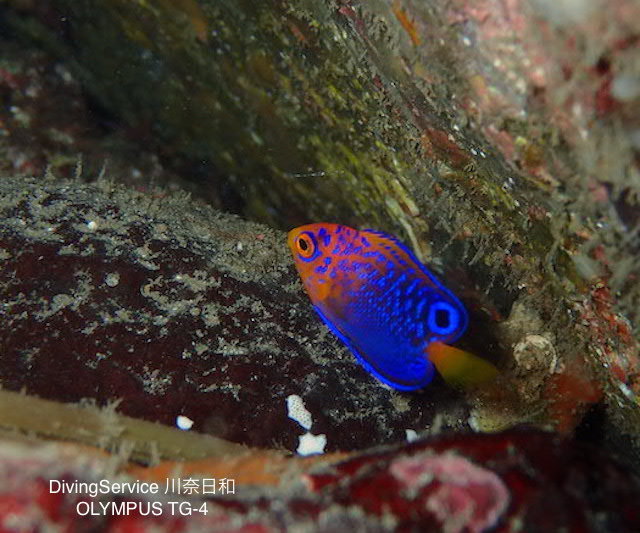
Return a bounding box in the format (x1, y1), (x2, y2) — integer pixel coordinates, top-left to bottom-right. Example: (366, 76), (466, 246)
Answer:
(1, 0), (638, 441)
(1, 0), (640, 530)
(0, 176), (473, 453)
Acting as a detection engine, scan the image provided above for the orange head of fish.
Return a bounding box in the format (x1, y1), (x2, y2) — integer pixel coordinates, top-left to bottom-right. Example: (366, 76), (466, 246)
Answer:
(287, 223), (342, 303)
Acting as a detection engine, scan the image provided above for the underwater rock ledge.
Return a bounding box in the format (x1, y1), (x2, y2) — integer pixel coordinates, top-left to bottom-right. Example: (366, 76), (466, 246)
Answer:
(1, 428), (639, 532)
(0, 175), (472, 452)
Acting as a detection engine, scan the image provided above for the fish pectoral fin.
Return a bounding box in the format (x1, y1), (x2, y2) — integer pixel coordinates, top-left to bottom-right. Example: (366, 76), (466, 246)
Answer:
(425, 341), (498, 388)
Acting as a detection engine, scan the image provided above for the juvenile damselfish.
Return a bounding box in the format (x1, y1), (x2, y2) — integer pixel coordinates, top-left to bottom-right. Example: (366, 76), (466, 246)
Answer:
(288, 223), (497, 391)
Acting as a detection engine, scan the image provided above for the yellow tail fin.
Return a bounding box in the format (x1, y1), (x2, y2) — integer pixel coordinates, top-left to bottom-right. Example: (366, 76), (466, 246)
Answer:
(426, 342), (498, 388)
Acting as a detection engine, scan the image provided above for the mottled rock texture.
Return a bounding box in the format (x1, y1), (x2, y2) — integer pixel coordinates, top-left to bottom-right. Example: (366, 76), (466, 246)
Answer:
(2, 0), (639, 444)
(0, 176), (471, 452)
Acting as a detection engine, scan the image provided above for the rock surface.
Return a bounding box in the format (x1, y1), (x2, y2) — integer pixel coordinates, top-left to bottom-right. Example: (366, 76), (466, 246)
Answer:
(0, 176), (471, 453)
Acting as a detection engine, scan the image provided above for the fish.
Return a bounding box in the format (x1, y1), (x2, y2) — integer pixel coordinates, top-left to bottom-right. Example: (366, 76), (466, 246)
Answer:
(287, 223), (497, 391)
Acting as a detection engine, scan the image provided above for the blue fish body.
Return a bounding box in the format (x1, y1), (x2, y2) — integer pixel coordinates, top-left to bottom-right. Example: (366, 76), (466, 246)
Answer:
(287, 223), (469, 390)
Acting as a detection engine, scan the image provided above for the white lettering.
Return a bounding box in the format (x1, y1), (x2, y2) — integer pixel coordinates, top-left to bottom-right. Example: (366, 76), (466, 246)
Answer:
(111, 501), (127, 515)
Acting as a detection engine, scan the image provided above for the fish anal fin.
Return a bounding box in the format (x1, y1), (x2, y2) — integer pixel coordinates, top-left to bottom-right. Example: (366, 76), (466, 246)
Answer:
(426, 341), (498, 388)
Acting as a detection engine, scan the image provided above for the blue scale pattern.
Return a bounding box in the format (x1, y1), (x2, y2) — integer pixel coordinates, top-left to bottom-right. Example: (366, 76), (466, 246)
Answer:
(296, 224), (468, 390)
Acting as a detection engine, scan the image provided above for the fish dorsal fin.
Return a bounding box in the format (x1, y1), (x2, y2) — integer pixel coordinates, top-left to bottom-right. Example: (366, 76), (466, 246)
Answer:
(361, 228), (444, 291)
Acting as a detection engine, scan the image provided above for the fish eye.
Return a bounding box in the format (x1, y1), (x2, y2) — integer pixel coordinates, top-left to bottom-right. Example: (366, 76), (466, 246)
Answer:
(295, 232), (319, 261)
(428, 302), (459, 336)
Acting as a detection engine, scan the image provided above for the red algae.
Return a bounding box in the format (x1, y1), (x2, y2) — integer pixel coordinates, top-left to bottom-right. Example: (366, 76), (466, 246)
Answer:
(391, 1), (422, 47)
(305, 429), (640, 531)
(391, 453), (509, 533)
(1, 426), (639, 531)
(545, 356), (604, 434)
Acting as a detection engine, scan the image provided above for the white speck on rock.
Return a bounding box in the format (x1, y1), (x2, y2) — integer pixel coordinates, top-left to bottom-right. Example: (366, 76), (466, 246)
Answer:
(297, 432), (326, 456)
(406, 429), (419, 442)
(105, 272), (120, 287)
(176, 415), (194, 430)
(619, 382), (635, 401)
(286, 394), (313, 430)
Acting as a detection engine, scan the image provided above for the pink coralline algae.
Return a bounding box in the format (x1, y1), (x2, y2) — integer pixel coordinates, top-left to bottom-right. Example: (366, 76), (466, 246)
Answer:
(302, 429), (640, 532)
(390, 453), (509, 533)
(2, 429), (640, 532)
